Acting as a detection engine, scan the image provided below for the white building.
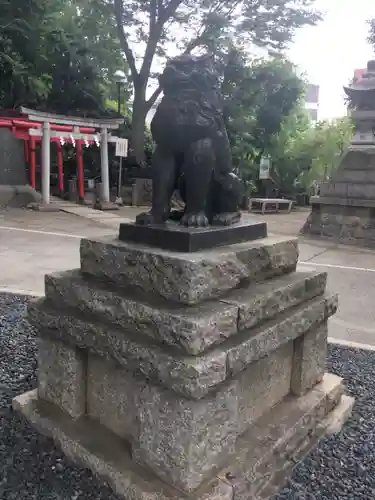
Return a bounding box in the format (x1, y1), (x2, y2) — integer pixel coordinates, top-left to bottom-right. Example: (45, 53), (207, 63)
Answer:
(305, 83), (320, 121)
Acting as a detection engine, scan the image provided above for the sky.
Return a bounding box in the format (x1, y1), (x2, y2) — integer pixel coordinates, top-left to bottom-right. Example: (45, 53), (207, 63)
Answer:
(142, 0), (375, 119)
(288, 0), (375, 119)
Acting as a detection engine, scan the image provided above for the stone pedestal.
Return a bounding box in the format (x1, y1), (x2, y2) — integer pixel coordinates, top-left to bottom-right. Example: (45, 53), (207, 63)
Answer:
(302, 109), (375, 247)
(132, 178), (152, 206)
(13, 228), (353, 500)
(93, 182), (119, 211)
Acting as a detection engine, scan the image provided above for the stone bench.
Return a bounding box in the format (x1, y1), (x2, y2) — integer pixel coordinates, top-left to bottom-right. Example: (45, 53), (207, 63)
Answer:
(249, 197), (294, 214)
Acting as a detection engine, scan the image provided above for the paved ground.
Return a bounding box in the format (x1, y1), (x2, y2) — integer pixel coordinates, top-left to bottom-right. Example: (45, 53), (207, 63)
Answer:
(1, 206), (375, 347)
(0, 208), (115, 295)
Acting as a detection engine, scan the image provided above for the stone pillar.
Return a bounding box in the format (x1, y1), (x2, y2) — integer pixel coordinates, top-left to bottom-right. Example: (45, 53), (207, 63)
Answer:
(38, 337), (86, 419)
(291, 323), (328, 396)
(100, 127), (110, 203)
(41, 121), (51, 205)
(68, 178), (78, 202)
(14, 225), (353, 500)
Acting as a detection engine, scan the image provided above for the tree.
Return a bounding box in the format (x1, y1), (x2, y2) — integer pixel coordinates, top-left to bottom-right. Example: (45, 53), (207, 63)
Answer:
(0, 0), (63, 108)
(112, 0), (321, 161)
(60, 0), (131, 103)
(272, 115), (353, 194)
(368, 18), (375, 48)
(0, 0), (129, 115)
(271, 106), (312, 193)
(42, 37), (108, 116)
(221, 50), (305, 181)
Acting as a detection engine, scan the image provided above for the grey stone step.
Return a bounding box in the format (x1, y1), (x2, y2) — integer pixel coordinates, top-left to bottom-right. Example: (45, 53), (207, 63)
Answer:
(79, 235), (299, 305)
(338, 149), (375, 170)
(13, 373), (350, 500)
(311, 195), (375, 208)
(217, 373), (349, 500)
(44, 269), (327, 355)
(320, 182), (375, 199)
(331, 169), (375, 183)
(28, 292), (337, 399)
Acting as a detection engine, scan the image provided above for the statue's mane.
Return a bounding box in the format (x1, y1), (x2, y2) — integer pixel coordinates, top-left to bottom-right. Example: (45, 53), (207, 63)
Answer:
(159, 54), (223, 115)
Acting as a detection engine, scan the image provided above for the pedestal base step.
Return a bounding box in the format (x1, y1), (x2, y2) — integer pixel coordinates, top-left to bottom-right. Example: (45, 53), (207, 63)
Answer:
(13, 374), (353, 500)
(301, 203), (375, 248)
(118, 216), (267, 252)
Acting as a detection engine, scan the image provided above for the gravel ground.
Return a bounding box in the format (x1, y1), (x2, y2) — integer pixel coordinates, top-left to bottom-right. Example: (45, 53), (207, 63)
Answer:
(0, 292), (374, 500)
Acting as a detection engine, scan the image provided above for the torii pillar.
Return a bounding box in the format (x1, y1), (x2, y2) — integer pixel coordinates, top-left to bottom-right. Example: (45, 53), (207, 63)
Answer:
(94, 127), (118, 210)
(41, 121), (51, 205)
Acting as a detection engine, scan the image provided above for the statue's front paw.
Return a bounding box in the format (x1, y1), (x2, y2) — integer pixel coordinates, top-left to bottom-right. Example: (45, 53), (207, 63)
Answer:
(180, 211), (209, 228)
(135, 211), (164, 226)
(212, 211), (241, 226)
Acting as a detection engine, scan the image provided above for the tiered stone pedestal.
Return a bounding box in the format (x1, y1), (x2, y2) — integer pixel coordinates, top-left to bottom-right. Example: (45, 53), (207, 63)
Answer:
(302, 112), (375, 247)
(13, 227), (353, 500)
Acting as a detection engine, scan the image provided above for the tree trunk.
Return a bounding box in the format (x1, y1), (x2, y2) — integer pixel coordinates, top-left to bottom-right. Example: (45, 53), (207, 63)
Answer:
(130, 84), (148, 165)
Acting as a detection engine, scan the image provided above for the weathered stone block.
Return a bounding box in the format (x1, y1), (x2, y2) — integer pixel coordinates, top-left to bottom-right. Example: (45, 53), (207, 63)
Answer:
(225, 293), (337, 377)
(86, 353), (142, 442)
(333, 168), (375, 183)
(291, 323), (328, 396)
(133, 380), (239, 492)
(29, 298), (228, 399)
(28, 293), (337, 400)
(86, 343), (292, 492)
(137, 348), (293, 491)
(348, 182), (375, 199)
(235, 342), (293, 435)
(45, 270), (238, 355)
(44, 269), (326, 355)
(320, 182), (347, 197)
(223, 270), (326, 331)
(28, 293), (336, 400)
(79, 235), (298, 305)
(38, 337), (86, 419)
(217, 374), (346, 500)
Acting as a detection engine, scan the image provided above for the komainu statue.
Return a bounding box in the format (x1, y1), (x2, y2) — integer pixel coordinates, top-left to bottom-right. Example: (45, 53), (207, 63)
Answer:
(136, 54), (244, 228)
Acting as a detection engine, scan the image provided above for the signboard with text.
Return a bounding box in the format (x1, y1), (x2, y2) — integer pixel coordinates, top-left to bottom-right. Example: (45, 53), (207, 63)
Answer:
(259, 156), (271, 180)
(115, 138), (128, 157)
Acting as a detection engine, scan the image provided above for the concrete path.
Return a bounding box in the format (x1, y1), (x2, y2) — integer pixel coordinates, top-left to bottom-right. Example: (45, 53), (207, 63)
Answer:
(0, 208), (116, 296)
(57, 199), (133, 229)
(1, 206), (375, 348)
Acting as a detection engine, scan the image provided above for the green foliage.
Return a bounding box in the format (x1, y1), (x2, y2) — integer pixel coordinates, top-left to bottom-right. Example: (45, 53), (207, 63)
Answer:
(113, 0), (322, 160)
(368, 18), (375, 48)
(272, 115), (354, 193)
(41, 37), (107, 116)
(0, 0), (129, 115)
(61, 0), (131, 102)
(222, 51), (305, 181)
(0, 0), (60, 107)
(271, 106), (312, 192)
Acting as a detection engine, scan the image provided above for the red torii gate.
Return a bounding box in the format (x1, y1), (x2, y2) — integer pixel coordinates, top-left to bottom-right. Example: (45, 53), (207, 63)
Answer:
(0, 108), (124, 205)
(0, 111), (96, 199)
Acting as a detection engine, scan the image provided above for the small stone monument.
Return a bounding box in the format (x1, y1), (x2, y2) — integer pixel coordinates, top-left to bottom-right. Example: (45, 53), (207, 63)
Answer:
(302, 59), (375, 246)
(14, 54), (353, 500)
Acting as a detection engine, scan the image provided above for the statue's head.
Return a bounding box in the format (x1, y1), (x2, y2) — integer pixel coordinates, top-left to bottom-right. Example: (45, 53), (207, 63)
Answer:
(159, 53), (218, 94)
